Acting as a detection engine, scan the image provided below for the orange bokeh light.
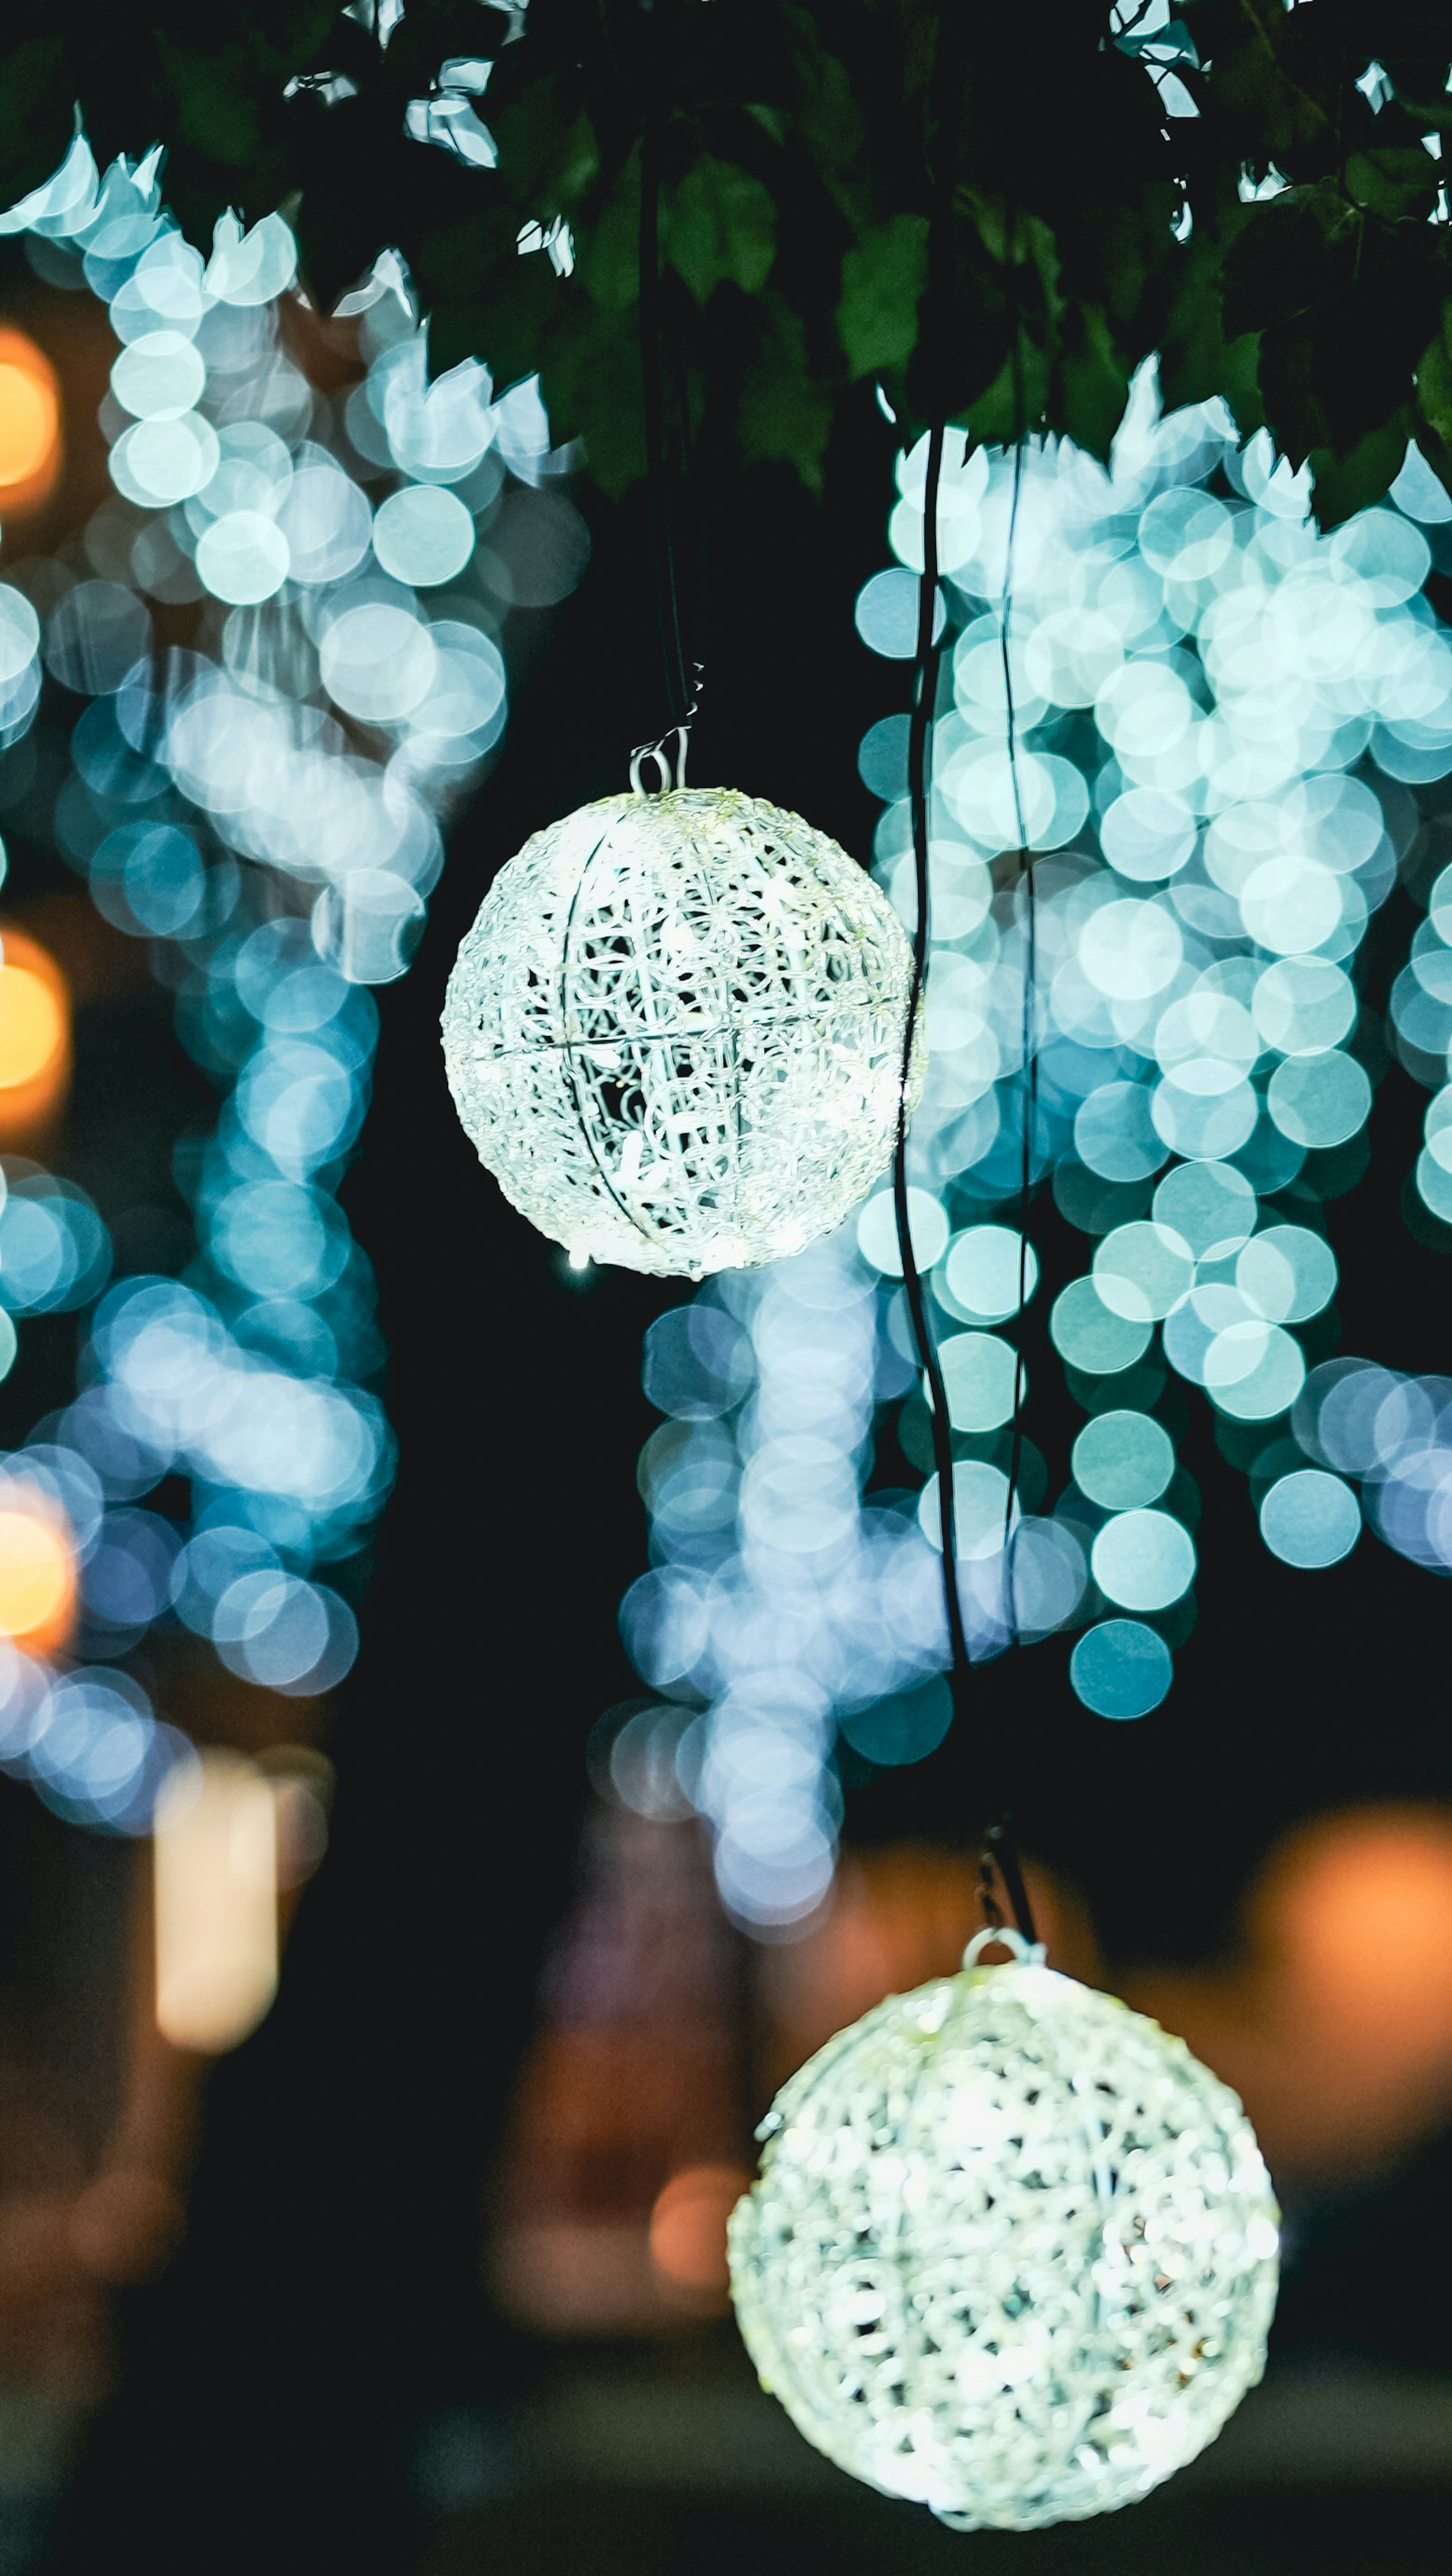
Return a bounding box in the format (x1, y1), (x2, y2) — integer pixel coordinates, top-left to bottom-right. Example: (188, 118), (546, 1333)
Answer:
(0, 329), (61, 516)
(648, 2164), (750, 2303)
(0, 1503), (76, 1656)
(0, 964), (65, 1092)
(754, 1844), (1100, 2097)
(0, 929), (71, 1136)
(1125, 1804), (1452, 2181)
(1251, 1806), (1452, 2055)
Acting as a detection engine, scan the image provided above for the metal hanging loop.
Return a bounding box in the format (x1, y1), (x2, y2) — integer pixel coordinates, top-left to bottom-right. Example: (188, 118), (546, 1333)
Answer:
(962, 1925), (1047, 1971)
(629, 722), (690, 797)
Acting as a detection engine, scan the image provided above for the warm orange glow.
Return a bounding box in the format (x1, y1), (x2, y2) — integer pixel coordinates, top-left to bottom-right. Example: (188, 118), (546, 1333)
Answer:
(1124, 1804), (1452, 2181)
(0, 367), (53, 484)
(0, 1504), (75, 1653)
(1253, 1807), (1452, 2053)
(0, 930), (71, 1135)
(69, 2168), (185, 2286)
(0, 965), (65, 1091)
(0, 330), (61, 515)
(648, 2165), (750, 2301)
(755, 1844), (1098, 2096)
(154, 1753), (279, 2054)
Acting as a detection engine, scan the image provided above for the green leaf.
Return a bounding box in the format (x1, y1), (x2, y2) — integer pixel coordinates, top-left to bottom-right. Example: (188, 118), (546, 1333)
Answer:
(1415, 307), (1452, 456)
(1255, 315), (1330, 467)
(737, 294), (831, 489)
(385, 0), (506, 99)
(745, 102), (786, 149)
(1279, 251), (1444, 460)
(0, 0), (1446, 514)
(490, 80), (599, 211)
(1308, 415), (1412, 531)
(540, 304), (645, 498)
(1221, 183), (1357, 339)
(152, 40), (262, 174)
(664, 156), (776, 307)
(1345, 148), (1440, 227)
(577, 150), (641, 314)
(790, 46), (864, 178)
(957, 338), (1052, 450)
(1159, 235), (1263, 432)
(1058, 304), (1131, 465)
(1411, 422), (1452, 516)
(411, 208), (559, 384)
(836, 214), (928, 381)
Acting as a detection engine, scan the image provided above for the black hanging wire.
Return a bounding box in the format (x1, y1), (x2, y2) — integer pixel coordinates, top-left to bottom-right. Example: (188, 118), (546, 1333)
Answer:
(893, 423), (971, 1685)
(988, 237), (1030, 1947)
(984, 1820), (1036, 1948)
(894, 23), (1036, 1948)
(1000, 431), (1034, 1600)
(975, 1821), (1036, 1945)
(638, 26), (693, 761)
(895, 444), (1036, 1955)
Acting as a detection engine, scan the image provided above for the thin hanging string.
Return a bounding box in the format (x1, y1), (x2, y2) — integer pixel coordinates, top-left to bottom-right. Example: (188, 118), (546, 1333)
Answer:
(1000, 433), (1036, 1614)
(983, 240), (1040, 1947)
(893, 421), (972, 1689)
(892, 10), (1035, 1950)
(892, 0), (970, 1701)
(638, 60), (692, 758)
(980, 1821), (1037, 1945)
(997, 172), (1038, 1663)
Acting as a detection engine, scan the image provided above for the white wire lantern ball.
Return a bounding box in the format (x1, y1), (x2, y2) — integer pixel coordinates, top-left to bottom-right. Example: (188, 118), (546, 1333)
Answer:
(441, 780), (920, 1278)
(728, 1928), (1279, 2532)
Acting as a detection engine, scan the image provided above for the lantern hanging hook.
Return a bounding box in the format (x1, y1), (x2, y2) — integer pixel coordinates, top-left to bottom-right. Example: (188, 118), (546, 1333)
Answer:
(630, 724), (689, 796)
(962, 1925), (1046, 1970)
(630, 662), (703, 795)
(980, 1815), (1038, 1947)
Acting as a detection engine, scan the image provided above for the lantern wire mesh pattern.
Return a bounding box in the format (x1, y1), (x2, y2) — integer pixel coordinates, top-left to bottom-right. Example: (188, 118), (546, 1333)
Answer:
(441, 787), (921, 1278)
(727, 1928), (1280, 2531)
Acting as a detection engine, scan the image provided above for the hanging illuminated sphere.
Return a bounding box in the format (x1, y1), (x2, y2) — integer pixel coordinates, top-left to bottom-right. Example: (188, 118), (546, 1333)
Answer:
(441, 786), (919, 1277)
(728, 1930), (1279, 2531)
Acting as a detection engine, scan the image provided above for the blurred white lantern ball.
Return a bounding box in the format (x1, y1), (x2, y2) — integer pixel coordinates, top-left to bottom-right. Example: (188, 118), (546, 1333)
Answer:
(441, 787), (919, 1277)
(728, 1930), (1279, 2531)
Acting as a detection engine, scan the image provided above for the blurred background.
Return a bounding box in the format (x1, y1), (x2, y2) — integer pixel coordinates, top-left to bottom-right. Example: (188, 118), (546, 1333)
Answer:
(0, 157), (1445, 2576)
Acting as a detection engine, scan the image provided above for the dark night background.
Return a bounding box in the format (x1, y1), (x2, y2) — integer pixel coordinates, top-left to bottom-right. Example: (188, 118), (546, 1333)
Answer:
(0, 382), (1440, 2570)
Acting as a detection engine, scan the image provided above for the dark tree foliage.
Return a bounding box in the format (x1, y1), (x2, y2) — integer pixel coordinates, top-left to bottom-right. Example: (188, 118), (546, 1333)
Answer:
(1, 1), (1450, 519)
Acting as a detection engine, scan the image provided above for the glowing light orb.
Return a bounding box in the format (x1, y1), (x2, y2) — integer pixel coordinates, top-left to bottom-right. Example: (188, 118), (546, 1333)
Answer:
(442, 787), (918, 1276)
(728, 1931), (1278, 2532)
(0, 962), (65, 1090)
(0, 330), (61, 511)
(649, 2164), (752, 2303)
(0, 931), (71, 1138)
(0, 1503), (74, 1651)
